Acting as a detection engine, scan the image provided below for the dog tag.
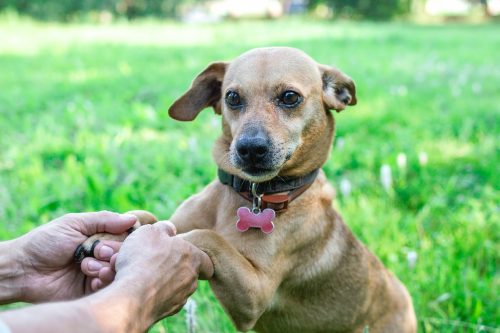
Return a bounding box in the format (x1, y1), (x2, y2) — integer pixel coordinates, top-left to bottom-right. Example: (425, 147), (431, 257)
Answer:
(236, 207), (275, 234)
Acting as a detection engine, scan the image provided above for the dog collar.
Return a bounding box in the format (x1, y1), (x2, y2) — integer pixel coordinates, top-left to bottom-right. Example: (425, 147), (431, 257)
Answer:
(218, 168), (319, 213)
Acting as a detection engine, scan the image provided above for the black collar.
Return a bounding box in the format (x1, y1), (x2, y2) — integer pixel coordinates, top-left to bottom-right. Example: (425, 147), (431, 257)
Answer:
(218, 168), (320, 195)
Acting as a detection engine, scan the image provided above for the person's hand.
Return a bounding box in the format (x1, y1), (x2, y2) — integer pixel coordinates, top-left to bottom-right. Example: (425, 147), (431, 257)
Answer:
(110, 221), (214, 326)
(13, 211), (138, 303)
(0, 221), (214, 333)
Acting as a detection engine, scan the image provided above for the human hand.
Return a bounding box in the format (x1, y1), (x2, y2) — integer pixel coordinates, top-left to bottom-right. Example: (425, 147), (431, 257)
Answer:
(111, 221), (214, 325)
(12, 211), (138, 303)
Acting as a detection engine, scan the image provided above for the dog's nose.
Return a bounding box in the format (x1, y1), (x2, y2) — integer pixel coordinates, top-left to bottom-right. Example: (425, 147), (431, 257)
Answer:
(236, 136), (270, 164)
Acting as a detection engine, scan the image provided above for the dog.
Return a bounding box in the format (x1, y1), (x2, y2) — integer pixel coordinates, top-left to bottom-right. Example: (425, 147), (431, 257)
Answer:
(78, 47), (416, 332)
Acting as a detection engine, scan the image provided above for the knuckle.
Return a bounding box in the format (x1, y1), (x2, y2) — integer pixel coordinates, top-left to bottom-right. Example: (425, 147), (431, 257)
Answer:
(140, 224), (154, 234)
(180, 248), (192, 261)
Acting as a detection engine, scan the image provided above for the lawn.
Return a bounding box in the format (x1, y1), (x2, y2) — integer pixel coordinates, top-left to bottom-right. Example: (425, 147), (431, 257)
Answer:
(0, 17), (498, 332)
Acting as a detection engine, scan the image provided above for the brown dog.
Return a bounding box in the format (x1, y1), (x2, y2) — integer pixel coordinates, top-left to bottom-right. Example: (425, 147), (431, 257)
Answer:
(78, 47), (416, 332)
(167, 47), (416, 332)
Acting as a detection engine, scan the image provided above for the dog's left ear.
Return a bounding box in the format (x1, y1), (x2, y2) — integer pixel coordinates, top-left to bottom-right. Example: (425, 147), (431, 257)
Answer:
(319, 65), (357, 112)
(169, 62), (228, 121)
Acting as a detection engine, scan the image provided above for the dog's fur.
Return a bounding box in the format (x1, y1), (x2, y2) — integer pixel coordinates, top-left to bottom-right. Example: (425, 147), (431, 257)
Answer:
(81, 47), (416, 333)
(168, 47), (416, 332)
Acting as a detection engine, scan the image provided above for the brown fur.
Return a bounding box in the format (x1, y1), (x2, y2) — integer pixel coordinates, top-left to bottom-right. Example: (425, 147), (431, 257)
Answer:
(167, 47), (416, 332)
(81, 47), (416, 332)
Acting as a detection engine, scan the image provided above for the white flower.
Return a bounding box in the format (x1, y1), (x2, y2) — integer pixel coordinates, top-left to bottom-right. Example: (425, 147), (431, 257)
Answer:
(389, 85), (408, 96)
(471, 82), (481, 94)
(398, 85), (408, 96)
(380, 165), (392, 191)
(407, 251), (417, 269)
(397, 153), (407, 170)
(184, 298), (197, 333)
(211, 118), (219, 128)
(435, 293), (451, 303)
(336, 137), (345, 150)
(418, 152), (428, 166)
(339, 178), (352, 198)
(188, 137), (198, 151)
(414, 72), (425, 83)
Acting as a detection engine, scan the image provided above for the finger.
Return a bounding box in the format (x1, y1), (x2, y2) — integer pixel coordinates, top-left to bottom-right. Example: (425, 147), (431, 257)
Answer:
(91, 278), (104, 292)
(154, 220), (177, 236)
(85, 277), (93, 294)
(98, 266), (116, 285)
(73, 211), (138, 236)
(93, 240), (124, 261)
(81, 258), (112, 277)
(110, 253), (118, 270)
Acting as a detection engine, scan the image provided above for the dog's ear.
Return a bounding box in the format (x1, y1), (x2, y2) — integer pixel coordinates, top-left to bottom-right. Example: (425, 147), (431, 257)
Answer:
(319, 65), (357, 112)
(169, 62), (228, 121)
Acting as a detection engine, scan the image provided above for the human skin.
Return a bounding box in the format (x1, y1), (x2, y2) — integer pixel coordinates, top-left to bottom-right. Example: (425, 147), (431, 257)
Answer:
(0, 211), (139, 303)
(0, 218), (213, 333)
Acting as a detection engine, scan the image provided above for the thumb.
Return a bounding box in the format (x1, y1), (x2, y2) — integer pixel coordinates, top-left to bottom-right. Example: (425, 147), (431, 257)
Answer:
(74, 211), (138, 236)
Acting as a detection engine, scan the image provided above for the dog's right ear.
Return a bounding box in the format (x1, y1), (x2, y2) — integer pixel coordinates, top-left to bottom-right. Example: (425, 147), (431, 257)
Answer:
(319, 64), (357, 113)
(168, 62), (228, 121)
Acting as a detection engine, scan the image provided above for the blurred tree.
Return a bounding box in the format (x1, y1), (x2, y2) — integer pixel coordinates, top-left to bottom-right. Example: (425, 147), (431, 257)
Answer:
(478, 0), (492, 16)
(308, 0), (412, 20)
(0, 0), (197, 20)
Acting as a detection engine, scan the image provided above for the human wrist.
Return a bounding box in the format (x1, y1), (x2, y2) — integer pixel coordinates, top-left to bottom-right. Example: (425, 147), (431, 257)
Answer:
(0, 239), (26, 304)
(86, 278), (155, 333)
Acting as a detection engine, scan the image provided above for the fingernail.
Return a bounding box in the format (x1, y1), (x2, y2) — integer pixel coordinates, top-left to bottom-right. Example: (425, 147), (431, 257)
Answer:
(119, 213), (137, 222)
(99, 245), (114, 259)
(88, 260), (102, 271)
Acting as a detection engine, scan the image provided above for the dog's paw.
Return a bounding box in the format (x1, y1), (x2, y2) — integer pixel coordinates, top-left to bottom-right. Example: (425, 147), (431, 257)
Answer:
(125, 210), (158, 226)
(74, 210), (158, 263)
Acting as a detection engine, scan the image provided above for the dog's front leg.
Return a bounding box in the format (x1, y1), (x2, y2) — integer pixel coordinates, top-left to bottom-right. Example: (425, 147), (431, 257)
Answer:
(180, 229), (280, 332)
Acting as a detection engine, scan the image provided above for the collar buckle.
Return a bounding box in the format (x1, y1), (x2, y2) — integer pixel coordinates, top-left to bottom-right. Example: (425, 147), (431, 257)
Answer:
(251, 182), (263, 214)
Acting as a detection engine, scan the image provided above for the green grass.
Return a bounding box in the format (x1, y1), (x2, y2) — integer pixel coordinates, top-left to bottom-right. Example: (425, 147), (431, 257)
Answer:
(0, 17), (498, 332)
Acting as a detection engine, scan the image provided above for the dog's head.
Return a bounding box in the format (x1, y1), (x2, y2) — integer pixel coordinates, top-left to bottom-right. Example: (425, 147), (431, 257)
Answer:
(169, 47), (356, 182)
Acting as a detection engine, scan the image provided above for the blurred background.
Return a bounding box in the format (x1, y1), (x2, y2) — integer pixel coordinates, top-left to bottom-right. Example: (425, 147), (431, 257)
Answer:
(1, 0), (500, 21)
(0, 0), (498, 332)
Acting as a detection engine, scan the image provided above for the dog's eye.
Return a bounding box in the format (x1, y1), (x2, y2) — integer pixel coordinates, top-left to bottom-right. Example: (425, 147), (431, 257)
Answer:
(225, 91), (242, 108)
(279, 91), (301, 108)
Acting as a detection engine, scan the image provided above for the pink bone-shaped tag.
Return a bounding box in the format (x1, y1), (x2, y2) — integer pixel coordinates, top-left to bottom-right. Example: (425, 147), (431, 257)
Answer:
(236, 207), (275, 234)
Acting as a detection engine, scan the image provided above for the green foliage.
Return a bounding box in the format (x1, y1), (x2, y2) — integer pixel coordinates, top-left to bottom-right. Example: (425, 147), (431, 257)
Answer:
(0, 0), (194, 20)
(0, 18), (498, 332)
(0, 0), (413, 21)
(309, 0), (412, 20)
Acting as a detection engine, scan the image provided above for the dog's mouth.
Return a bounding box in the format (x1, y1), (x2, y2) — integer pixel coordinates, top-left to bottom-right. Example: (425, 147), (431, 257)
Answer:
(230, 149), (295, 182)
(241, 166), (279, 182)
(229, 137), (292, 182)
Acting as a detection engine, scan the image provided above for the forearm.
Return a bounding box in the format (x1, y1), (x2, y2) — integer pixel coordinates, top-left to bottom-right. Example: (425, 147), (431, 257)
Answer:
(0, 300), (99, 333)
(0, 279), (151, 333)
(0, 241), (24, 304)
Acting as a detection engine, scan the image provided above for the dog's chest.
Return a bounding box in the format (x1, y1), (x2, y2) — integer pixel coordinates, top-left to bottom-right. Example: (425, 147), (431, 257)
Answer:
(257, 285), (358, 333)
(267, 288), (293, 312)
(257, 288), (341, 333)
(213, 221), (284, 263)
